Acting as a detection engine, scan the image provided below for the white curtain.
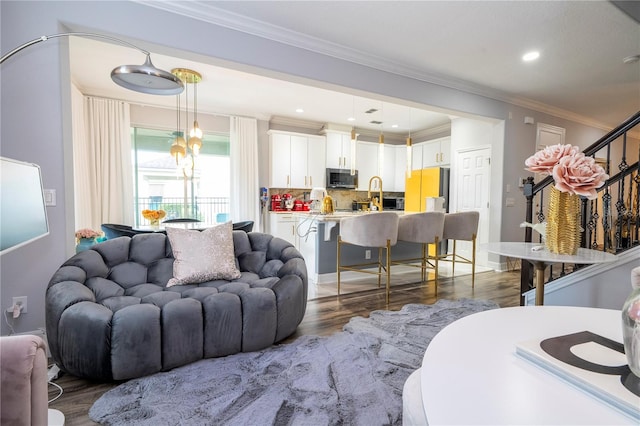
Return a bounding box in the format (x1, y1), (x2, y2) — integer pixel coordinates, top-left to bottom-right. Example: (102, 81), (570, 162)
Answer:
(230, 117), (260, 226)
(73, 96), (133, 231)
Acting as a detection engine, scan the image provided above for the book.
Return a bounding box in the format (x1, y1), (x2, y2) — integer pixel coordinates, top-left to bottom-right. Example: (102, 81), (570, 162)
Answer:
(515, 330), (640, 422)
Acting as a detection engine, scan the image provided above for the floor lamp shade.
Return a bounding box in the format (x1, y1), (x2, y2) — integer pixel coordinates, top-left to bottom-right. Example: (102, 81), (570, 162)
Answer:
(1, 32), (184, 96)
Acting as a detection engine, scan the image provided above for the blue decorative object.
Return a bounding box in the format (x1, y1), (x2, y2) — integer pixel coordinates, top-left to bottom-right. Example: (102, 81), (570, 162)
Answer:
(75, 237), (96, 253)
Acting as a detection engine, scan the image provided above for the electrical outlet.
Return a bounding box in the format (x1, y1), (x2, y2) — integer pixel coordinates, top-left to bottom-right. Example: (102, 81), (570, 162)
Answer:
(13, 296), (27, 314)
(365, 250), (371, 260)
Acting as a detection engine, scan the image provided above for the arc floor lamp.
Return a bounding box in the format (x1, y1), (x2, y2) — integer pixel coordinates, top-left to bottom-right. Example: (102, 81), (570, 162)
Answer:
(0, 32), (184, 96)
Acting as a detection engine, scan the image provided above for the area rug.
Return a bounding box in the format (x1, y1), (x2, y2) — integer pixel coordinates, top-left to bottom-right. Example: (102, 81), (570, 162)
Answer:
(89, 298), (499, 425)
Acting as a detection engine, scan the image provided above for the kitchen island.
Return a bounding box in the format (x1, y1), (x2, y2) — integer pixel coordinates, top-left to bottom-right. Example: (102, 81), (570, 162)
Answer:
(278, 211), (428, 286)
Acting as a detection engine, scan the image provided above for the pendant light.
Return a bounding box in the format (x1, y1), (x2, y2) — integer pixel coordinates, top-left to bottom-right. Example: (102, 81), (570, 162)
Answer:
(169, 68), (202, 171)
(349, 97), (358, 175)
(188, 70), (203, 155)
(169, 93), (186, 165)
(406, 108), (413, 178)
(378, 104), (384, 177)
(350, 127), (358, 176)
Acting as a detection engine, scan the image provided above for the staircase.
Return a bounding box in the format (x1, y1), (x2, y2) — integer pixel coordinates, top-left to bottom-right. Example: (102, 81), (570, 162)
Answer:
(520, 111), (640, 305)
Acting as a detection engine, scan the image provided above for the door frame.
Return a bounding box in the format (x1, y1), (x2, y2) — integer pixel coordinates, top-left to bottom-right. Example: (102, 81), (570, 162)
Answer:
(450, 144), (492, 268)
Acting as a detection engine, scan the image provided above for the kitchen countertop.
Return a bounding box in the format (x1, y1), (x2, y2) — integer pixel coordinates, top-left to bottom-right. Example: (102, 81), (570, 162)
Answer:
(271, 210), (405, 221)
(283, 210), (405, 239)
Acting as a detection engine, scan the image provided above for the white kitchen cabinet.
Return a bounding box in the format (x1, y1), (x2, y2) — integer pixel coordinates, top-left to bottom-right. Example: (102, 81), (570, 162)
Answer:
(269, 131), (326, 189)
(306, 136), (326, 188)
(382, 144), (396, 191)
(357, 142), (404, 192)
(393, 145), (407, 192)
(325, 131), (353, 169)
(421, 136), (451, 167)
(269, 212), (297, 246)
(412, 143), (424, 170)
(356, 141), (380, 191)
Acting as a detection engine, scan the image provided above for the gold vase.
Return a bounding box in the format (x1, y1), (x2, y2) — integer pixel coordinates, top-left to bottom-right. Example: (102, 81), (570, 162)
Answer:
(545, 186), (580, 255)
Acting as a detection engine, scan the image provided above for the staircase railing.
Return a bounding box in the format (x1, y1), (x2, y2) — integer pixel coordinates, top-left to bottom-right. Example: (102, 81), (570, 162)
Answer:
(520, 111), (640, 304)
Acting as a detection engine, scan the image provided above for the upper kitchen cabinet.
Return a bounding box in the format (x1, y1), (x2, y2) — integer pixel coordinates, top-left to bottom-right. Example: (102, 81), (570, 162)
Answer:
(420, 136), (451, 168)
(269, 130), (326, 189)
(356, 142), (403, 192)
(356, 141), (379, 191)
(325, 131), (353, 169)
(393, 145), (407, 192)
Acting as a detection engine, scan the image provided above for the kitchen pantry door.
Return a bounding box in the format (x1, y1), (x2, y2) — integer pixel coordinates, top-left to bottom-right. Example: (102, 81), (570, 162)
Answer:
(453, 146), (491, 267)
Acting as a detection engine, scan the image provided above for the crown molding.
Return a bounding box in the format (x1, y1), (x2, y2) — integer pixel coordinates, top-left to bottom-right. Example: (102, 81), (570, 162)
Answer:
(269, 115), (325, 133)
(138, 1), (614, 132)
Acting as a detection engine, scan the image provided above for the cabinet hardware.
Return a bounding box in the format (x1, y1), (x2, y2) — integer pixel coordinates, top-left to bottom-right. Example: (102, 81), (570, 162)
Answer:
(287, 175), (290, 186)
(309, 176), (312, 186)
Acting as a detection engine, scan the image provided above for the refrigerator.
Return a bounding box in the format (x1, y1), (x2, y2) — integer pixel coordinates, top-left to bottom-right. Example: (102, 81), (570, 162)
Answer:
(405, 167), (450, 213)
(405, 166), (450, 255)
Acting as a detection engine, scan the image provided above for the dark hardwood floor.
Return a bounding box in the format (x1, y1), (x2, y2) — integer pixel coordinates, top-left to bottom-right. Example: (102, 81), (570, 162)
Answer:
(48, 269), (521, 425)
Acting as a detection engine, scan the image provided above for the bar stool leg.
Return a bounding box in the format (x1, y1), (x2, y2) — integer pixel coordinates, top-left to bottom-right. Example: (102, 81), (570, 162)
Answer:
(385, 239), (391, 304)
(377, 247), (382, 288)
(421, 243), (427, 282)
(337, 236), (342, 295)
(452, 240), (457, 277)
(471, 234), (477, 288)
(434, 236), (440, 292)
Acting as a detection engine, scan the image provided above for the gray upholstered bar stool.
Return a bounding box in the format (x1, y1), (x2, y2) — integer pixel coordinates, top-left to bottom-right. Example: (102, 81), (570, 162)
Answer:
(393, 211), (445, 293)
(442, 211), (480, 287)
(337, 212), (400, 304)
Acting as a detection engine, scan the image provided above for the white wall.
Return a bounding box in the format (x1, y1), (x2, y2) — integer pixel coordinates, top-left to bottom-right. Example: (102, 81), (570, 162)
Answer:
(0, 0), (615, 335)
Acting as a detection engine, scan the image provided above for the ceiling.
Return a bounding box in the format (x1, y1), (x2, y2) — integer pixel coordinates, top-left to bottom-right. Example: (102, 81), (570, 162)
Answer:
(70, 1), (639, 137)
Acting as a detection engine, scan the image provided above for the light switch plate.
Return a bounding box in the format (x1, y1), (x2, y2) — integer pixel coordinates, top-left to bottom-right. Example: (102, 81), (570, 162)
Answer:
(44, 189), (56, 206)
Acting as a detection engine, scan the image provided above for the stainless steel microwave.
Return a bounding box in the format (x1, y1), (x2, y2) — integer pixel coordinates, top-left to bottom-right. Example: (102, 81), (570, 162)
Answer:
(326, 168), (358, 189)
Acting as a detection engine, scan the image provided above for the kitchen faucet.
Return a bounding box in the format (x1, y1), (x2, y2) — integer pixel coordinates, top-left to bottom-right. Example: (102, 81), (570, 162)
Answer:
(367, 175), (383, 211)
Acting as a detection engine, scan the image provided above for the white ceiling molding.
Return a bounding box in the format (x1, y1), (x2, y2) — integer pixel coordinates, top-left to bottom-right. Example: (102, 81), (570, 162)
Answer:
(137, 1), (615, 131)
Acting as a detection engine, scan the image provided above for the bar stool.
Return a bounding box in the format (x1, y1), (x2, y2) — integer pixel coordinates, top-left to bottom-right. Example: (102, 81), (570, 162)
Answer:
(442, 211), (480, 287)
(337, 212), (400, 304)
(393, 211), (445, 294)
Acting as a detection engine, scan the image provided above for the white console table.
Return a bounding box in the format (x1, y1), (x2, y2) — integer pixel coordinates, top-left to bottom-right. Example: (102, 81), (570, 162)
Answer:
(419, 306), (637, 425)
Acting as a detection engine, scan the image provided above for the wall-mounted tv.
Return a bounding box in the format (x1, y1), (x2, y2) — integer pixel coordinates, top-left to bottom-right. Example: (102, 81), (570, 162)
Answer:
(0, 157), (50, 255)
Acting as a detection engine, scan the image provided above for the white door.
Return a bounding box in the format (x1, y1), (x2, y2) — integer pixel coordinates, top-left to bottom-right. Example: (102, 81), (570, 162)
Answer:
(454, 147), (491, 266)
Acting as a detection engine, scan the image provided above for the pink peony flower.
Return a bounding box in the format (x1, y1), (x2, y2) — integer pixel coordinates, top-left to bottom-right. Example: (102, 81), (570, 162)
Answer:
(75, 228), (102, 239)
(552, 153), (608, 199)
(525, 144), (580, 175)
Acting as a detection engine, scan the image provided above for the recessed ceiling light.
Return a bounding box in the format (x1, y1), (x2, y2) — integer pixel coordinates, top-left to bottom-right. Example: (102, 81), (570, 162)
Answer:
(391, 124), (399, 128)
(347, 117), (355, 121)
(522, 51), (540, 62)
(295, 108), (304, 113)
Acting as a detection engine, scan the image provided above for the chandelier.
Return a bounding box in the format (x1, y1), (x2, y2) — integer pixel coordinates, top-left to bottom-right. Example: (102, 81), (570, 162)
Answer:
(169, 68), (202, 176)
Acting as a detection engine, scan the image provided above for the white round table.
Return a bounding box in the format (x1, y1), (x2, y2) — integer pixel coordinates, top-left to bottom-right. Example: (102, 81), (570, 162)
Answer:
(420, 306), (638, 425)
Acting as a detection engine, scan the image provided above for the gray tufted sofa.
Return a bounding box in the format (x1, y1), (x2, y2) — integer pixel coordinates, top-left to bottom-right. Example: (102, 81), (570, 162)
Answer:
(46, 231), (307, 381)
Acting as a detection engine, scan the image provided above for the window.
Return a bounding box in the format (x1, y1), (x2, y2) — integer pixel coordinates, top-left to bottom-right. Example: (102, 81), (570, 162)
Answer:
(131, 127), (231, 225)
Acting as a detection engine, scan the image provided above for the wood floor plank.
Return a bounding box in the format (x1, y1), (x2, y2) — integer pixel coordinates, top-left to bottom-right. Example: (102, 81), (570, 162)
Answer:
(48, 269), (521, 425)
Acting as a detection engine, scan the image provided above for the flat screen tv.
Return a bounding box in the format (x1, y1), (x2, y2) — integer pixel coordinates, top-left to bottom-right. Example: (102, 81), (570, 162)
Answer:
(0, 157), (50, 255)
